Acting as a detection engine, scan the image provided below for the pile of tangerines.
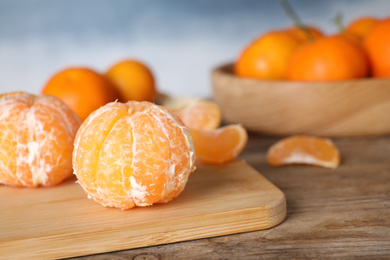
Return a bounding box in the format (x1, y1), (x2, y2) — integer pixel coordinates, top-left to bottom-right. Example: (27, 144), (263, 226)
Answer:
(4, 15), (386, 210)
(235, 16), (390, 81)
(38, 59), (247, 166)
(0, 58), (249, 209)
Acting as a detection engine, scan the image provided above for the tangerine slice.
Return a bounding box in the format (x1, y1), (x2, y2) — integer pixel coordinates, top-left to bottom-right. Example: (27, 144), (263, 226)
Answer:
(176, 99), (222, 130)
(0, 92), (81, 187)
(72, 101), (196, 210)
(158, 94), (222, 130)
(267, 135), (340, 168)
(189, 124), (248, 165)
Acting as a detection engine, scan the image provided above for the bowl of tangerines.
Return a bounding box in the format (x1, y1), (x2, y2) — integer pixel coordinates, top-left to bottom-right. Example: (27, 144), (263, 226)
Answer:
(212, 16), (390, 137)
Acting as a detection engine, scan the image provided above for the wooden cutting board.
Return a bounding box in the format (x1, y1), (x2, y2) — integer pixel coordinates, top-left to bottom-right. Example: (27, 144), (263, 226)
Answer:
(0, 159), (286, 260)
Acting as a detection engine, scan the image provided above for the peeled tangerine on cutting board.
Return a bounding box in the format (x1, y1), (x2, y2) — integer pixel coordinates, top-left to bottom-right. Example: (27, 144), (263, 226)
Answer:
(72, 101), (196, 210)
(0, 92), (81, 187)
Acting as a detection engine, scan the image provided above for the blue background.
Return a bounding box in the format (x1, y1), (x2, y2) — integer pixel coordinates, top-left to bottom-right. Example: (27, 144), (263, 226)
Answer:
(0, 0), (389, 97)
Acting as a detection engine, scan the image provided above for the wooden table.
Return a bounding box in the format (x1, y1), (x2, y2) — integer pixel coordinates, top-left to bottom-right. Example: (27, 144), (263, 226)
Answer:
(72, 134), (390, 259)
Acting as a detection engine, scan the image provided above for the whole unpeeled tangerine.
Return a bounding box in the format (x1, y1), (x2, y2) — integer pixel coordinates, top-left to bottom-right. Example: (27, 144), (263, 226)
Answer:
(105, 59), (157, 103)
(0, 92), (81, 187)
(364, 17), (390, 78)
(235, 30), (301, 80)
(72, 101), (196, 210)
(41, 67), (119, 121)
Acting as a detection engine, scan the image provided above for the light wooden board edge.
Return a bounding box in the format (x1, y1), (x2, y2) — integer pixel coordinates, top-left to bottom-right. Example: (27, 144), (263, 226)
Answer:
(1, 201), (286, 260)
(0, 160), (287, 260)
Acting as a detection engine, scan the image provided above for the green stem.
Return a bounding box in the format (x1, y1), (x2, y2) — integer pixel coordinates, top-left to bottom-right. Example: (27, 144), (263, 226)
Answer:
(278, 0), (314, 41)
(333, 11), (345, 33)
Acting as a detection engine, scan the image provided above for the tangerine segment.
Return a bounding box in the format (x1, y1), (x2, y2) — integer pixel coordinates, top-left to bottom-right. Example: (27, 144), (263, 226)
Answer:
(160, 95), (222, 130)
(267, 135), (340, 169)
(72, 101), (195, 210)
(189, 125), (248, 165)
(175, 100), (222, 130)
(145, 102), (196, 203)
(73, 102), (129, 197)
(0, 92), (80, 187)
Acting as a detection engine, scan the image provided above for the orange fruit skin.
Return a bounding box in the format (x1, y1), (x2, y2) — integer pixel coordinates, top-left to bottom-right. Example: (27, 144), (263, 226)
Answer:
(235, 31), (301, 80)
(106, 59), (157, 103)
(0, 92), (81, 187)
(189, 124), (248, 165)
(267, 135), (340, 169)
(285, 25), (324, 42)
(346, 16), (379, 40)
(41, 67), (119, 122)
(364, 17), (390, 78)
(287, 35), (369, 81)
(337, 31), (363, 47)
(72, 101), (196, 210)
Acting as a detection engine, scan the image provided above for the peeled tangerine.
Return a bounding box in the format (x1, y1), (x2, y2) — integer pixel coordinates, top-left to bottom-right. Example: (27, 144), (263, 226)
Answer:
(0, 92), (81, 187)
(73, 101), (196, 210)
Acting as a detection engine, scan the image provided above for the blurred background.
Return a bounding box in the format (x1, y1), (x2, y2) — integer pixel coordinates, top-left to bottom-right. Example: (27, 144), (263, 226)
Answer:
(0, 0), (389, 98)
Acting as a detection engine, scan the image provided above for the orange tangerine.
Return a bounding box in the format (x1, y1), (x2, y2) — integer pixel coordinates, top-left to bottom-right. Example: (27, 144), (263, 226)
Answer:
(72, 101), (196, 210)
(0, 92), (81, 187)
(42, 67), (119, 121)
(106, 59), (157, 103)
(235, 30), (301, 80)
(189, 124), (248, 165)
(346, 16), (379, 40)
(285, 25), (324, 42)
(287, 35), (369, 81)
(267, 135), (340, 169)
(364, 17), (390, 78)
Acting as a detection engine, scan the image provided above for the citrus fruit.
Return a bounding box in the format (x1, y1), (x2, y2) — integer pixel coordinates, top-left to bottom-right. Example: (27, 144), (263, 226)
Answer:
(41, 67), (119, 121)
(267, 135), (340, 169)
(189, 124), (248, 165)
(285, 25), (323, 42)
(72, 101), (196, 210)
(364, 17), (390, 78)
(287, 35), (369, 81)
(346, 16), (379, 40)
(235, 30), (301, 80)
(331, 12), (364, 46)
(106, 59), (157, 103)
(0, 92), (81, 187)
(158, 95), (222, 130)
(175, 100), (222, 130)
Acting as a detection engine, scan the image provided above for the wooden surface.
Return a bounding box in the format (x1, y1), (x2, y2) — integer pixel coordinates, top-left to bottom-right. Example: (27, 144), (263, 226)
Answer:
(212, 64), (390, 137)
(0, 159), (286, 260)
(69, 134), (390, 259)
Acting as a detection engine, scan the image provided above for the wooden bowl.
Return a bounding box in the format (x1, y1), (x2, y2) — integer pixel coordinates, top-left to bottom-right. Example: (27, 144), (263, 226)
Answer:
(211, 63), (390, 137)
